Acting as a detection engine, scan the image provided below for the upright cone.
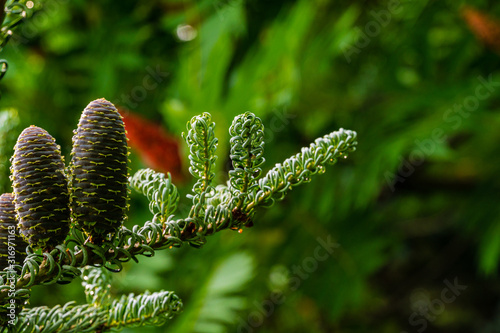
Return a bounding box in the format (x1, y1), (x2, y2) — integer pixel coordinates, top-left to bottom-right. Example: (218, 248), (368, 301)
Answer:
(10, 126), (70, 251)
(69, 98), (129, 243)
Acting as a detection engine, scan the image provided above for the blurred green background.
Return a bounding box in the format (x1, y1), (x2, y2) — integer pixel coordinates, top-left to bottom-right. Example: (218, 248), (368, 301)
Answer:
(1, 0), (500, 332)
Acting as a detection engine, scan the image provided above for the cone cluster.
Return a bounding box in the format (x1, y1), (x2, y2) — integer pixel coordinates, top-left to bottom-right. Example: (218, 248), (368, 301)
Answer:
(2, 98), (129, 255)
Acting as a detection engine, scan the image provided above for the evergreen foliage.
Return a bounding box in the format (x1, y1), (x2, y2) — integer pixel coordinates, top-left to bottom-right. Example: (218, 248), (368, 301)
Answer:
(2, 0), (499, 332)
(0, 101), (356, 331)
(129, 169), (179, 224)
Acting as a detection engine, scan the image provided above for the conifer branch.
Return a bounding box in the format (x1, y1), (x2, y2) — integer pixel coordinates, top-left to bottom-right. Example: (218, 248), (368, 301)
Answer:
(245, 128), (357, 211)
(0, 109), (357, 332)
(14, 290), (182, 332)
(129, 169), (179, 223)
(81, 267), (112, 307)
(182, 113), (218, 218)
(2, 126), (356, 301)
(228, 112), (265, 213)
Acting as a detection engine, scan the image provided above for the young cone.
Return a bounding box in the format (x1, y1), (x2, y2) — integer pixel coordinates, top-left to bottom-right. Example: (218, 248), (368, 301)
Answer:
(10, 126), (70, 251)
(69, 98), (129, 244)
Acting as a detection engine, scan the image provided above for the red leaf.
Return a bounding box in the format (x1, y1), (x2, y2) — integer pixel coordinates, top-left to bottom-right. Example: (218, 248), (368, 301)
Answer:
(462, 6), (500, 54)
(119, 109), (184, 182)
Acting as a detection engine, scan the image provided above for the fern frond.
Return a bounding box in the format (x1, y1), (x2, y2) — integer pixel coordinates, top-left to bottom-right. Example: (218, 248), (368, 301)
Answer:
(129, 168), (179, 223)
(169, 252), (254, 333)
